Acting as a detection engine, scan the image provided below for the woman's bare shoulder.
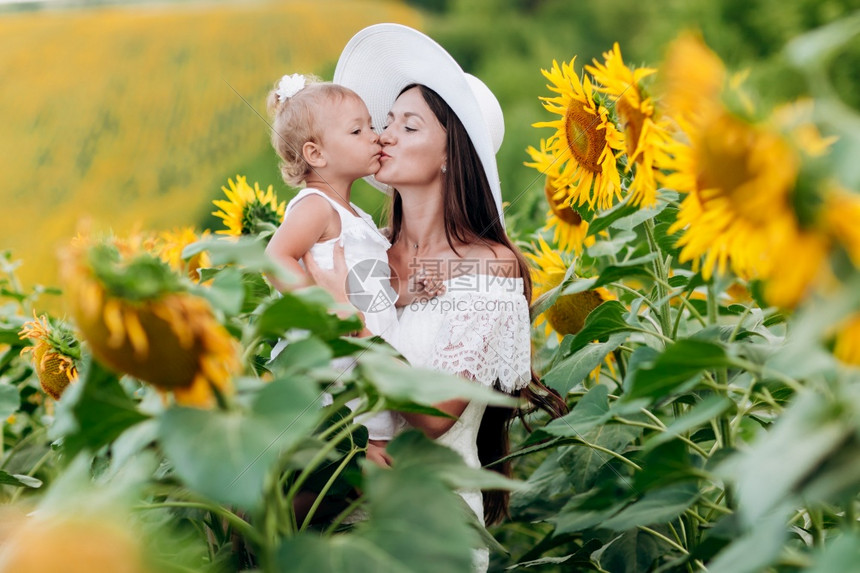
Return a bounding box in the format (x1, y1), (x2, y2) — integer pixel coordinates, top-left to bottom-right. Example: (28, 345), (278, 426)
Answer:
(468, 241), (521, 278)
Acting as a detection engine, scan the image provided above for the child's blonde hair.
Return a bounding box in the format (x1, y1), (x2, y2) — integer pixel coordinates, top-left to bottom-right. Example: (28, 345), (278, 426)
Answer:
(266, 74), (362, 186)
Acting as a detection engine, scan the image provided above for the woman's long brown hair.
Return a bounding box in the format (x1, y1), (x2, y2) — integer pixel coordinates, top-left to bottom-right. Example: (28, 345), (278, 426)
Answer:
(387, 84), (568, 525)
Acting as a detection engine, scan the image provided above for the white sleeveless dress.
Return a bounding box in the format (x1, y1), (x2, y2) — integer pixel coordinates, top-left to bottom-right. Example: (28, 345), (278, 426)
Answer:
(387, 273), (532, 571)
(276, 188), (403, 440)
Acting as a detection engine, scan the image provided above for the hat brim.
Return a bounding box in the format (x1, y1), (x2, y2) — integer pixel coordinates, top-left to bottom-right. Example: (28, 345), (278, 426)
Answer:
(334, 23), (503, 222)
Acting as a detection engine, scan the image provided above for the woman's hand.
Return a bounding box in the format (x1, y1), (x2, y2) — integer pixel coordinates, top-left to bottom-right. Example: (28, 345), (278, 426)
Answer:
(303, 244), (349, 304)
(409, 267), (446, 300)
(304, 245), (372, 335)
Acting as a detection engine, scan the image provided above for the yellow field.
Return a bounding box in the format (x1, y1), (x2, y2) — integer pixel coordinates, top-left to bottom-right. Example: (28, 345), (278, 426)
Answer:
(0, 1), (420, 302)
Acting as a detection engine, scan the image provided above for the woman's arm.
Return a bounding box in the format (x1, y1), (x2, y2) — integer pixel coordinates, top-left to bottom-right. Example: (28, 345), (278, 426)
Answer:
(400, 398), (469, 440)
(399, 246), (522, 439)
(265, 195), (335, 292)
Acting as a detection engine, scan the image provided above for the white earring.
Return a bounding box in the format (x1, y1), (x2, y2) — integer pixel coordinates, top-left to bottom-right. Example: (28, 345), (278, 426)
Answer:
(441, 164), (447, 174)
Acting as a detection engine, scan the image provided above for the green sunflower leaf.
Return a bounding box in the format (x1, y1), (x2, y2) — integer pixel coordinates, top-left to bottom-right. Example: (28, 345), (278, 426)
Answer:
(51, 356), (149, 460)
(623, 340), (731, 402)
(567, 300), (635, 353)
(159, 373), (322, 511)
(0, 383), (20, 420)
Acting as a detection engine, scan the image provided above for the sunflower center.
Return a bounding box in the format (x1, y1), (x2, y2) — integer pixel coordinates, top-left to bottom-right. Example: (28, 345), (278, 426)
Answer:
(695, 114), (794, 224)
(564, 102), (604, 172)
(546, 289), (605, 336)
(545, 177), (583, 226)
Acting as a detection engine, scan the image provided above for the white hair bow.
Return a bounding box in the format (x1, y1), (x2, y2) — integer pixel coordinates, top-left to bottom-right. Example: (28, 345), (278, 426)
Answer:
(276, 73), (306, 101)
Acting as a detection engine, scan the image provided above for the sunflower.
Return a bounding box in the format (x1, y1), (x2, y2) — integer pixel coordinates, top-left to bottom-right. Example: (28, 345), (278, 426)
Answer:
(525, 140), (593, 253)
(533, 59), (625, 211)
(824, 189), (860, 266)
(527, 236), (611, 341)
(19, 313), (81, 400)
(212, 175), (285, 236)
(60, 236), (239, 408)
(153, 227), (212, 281)
(666, 110), (801, 281)
(662, 55), (849, 308)
(834, 314), (860, 366)
(586, 43), (672, 208)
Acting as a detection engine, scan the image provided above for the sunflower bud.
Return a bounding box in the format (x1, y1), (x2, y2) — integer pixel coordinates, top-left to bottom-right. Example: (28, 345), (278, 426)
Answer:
(19, 313), (80, 400)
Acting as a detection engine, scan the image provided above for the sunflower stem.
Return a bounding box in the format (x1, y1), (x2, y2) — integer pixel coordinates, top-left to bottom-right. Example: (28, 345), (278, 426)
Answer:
(299, 447), (360, 531)
(613, 417), (709, 457)
(240, 335), (263, 373)
(322, 494), (367, 536)
(611, 348), (627, 382)
(728, 305), (753, 342)
(844, 495), (857, 532)
(643, 219), (672, 342)
(644, 275), (707, 327)
(3, 253), (28, 314)
(8, 449), (53, 504)
(283, 420), (363, 519)
(134, 501), (265, 547)
(574, 438), (642, 471)
(706, 279), (736, 459)
(810, 506), (825, 547)
(611, 281), (659, 310)
(637, 525), (689, 555)
(729, 357), (804, 394)
(706, 279), (719, 326)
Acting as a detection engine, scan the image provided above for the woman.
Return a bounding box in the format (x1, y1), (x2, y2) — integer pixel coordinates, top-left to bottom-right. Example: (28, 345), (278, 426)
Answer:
(311, 23), (566, 569)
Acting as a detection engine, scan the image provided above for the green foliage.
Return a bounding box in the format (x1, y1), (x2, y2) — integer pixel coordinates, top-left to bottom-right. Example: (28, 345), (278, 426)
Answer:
(1, 4), (859, 572)
(158, 373), (323, 511)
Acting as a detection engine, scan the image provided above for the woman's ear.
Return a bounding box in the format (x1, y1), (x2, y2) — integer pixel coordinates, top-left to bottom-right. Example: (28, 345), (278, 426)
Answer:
(302, 141), (326, 168)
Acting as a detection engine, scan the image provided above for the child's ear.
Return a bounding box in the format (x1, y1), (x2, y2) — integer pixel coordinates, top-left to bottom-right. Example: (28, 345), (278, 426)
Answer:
(302, 142), (326, 168)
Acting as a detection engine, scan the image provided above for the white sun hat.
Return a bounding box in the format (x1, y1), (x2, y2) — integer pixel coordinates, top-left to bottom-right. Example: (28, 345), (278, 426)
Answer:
(334, 23), (506, 226)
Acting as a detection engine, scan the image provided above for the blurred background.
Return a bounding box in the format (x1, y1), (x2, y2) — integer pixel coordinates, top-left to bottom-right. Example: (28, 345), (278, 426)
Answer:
(2, 0), (858, 305)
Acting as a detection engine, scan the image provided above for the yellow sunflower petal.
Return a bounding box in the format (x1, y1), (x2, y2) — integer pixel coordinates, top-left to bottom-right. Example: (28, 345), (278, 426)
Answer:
(834, 314), (860, 366)
(532, 58), (625, 212)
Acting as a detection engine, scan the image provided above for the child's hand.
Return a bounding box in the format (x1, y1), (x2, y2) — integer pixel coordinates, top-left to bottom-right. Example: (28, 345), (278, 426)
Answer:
(409, 267), (446, 300)
(366, 440), (392, 468)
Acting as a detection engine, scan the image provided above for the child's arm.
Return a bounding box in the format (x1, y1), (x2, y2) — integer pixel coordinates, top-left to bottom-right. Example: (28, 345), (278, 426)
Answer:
(265, 195), (338, 292)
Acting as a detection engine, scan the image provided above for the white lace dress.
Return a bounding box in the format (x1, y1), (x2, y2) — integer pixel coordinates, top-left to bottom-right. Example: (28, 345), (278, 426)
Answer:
(388, 273), (531, 571)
